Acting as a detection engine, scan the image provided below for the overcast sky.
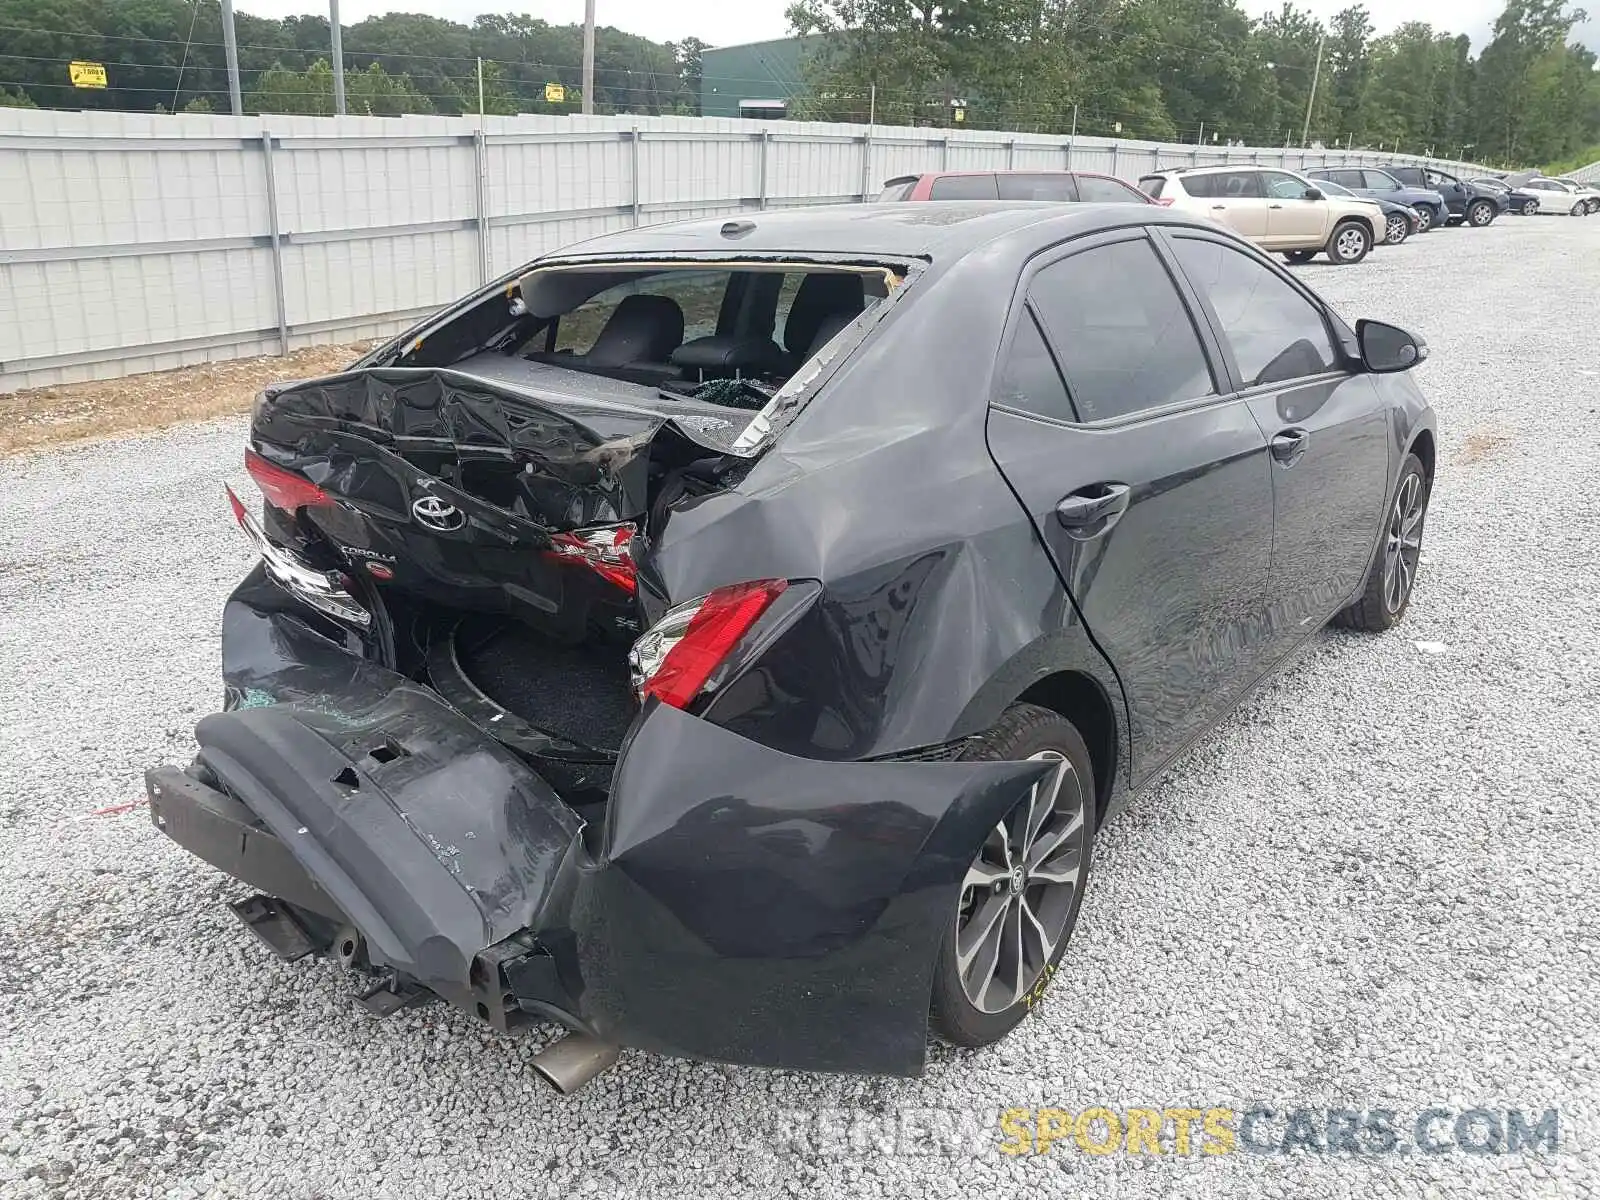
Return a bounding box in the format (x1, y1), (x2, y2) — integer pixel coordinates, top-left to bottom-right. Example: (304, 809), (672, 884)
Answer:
(238, 0), (1592, 55)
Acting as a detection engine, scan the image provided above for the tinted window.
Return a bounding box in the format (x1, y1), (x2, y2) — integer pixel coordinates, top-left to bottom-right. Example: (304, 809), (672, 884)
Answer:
(1182, 170), (1261, 199)
(1172, 238), (1339, 388)
(929, 174), (999, 200)
(1426, 170), (1457, 187)
(1262, 171), (1310, 199)
(1391, 167), (1424, 186)
(878, 178), (918, 201)
(1362, 170), (1401, 191)
(997, 173), (1079, 202)
(996, 311), (1075, 423)
(1140, 175), (1166, 198)
(1331, 169), (1365, 188)
(1076, 174), (1148, 203)
(1316, 179), (1353, 197)
(1027, 239), (1214, 422)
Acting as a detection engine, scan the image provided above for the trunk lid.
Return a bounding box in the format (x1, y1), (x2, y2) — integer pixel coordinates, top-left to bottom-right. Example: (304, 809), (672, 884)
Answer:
(251, 361), (752, 641)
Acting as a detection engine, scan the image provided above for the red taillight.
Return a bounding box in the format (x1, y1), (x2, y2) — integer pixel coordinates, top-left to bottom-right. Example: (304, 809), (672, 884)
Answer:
(225, 483), (249, 526)
(638, 580), (788, 709)
(245, 447), (330, 513)
(546, 524), (637, 594)
(1155, 197), (1175, 206)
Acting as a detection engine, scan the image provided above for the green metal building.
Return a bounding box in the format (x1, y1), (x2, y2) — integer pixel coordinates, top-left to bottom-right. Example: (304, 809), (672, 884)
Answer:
(700, 36), (820, 120)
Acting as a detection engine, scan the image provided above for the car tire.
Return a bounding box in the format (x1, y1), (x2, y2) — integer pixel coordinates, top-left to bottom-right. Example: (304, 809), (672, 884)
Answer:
(1412, 204), (1435, 233)
(1571, 201), (1587, 217)
(1384, 213), (1410, 244)
(1284, 249), (1318, 264)
(1467, 199), (1496, 227)
(1335, 453), (1430, 633)
(929, 703), (1095, 1048)
(1524, 199), (1539, 216)
(1326, 220), (1372, 265)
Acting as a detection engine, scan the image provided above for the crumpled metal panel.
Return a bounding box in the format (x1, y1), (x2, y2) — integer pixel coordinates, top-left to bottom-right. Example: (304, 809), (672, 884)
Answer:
(188, 583), (1049, 1077)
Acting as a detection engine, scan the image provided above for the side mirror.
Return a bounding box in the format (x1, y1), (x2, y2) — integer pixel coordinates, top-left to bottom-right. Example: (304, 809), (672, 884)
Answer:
(1357, 319), (1427, 373)
(1304, 187), (1324, 201)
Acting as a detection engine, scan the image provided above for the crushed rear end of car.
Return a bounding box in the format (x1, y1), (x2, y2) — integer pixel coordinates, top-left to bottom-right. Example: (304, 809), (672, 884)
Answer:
(146, 249), (1054, 1084)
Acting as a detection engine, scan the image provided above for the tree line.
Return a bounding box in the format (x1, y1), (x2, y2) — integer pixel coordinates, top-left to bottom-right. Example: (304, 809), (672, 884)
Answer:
(1, 0), (1596, 168)
(787, 0), (1600, 166)
(0, 0), (705, 116)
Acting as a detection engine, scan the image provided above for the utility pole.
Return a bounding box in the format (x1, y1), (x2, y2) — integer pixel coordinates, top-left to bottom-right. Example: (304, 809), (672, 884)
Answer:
(581, 0), (596, 115)
(220, 0), (242, 116)
(868, 83), (875, 127)
(1197, 121), (1204, 146)
(1301, 34), (1325, 148)
(477, 57), (485, 118)
(330, 0), (346, 116)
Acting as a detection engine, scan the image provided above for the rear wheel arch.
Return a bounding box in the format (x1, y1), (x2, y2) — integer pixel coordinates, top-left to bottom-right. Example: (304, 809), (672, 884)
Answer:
(1008, 670), (1120, 822)
(950, 648), (1126, 825)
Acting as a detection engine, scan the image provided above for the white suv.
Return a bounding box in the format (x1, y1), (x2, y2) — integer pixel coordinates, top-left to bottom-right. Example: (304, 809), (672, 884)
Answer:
(1139, 165), (1385, 265)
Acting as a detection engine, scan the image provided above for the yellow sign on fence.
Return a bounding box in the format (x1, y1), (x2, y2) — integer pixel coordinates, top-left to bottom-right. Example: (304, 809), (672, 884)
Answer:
(544, 82), (566, 103)
(69, 61), (107, 89)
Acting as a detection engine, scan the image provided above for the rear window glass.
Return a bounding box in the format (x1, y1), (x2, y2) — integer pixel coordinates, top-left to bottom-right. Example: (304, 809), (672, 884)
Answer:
(878, 178), (918, 202)
(997, 173), (1079, 202)
(483, 264), (895, 403)
(1139, 176), (1166, 198)
(929, 174), (999, 200)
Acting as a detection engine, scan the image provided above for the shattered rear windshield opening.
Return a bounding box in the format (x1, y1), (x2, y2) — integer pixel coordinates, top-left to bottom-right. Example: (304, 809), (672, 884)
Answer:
(402, 261), (898, 412)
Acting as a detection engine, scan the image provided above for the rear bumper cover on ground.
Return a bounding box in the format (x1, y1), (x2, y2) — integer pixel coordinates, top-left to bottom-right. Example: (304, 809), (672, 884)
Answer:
(150, 584), (1050, 1076)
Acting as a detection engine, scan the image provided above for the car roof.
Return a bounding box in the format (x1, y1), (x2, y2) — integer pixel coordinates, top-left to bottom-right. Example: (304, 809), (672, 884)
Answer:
(887, 169), (1126, 181)
(1145, 163), (1302, 177)
(540, 201), (1186, 263)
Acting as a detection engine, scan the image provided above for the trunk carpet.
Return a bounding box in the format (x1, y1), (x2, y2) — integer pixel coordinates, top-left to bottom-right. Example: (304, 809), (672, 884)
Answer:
(454, 622), (637, 752)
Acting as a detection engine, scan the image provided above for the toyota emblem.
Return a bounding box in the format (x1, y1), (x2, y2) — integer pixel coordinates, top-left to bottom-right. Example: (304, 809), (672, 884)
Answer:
(411, 495), (465, 532)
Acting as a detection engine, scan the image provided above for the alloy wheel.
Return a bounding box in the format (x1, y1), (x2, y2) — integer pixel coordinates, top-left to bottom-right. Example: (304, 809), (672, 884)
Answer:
(1414, 205), (1433, 232)
(1385, 214), (1408, 244)
(954, 751), (1087, 1014)
(1383, 473), (1426, 614)
(1470, 202), (1493, 226)
(1335, 226), (1367, 261)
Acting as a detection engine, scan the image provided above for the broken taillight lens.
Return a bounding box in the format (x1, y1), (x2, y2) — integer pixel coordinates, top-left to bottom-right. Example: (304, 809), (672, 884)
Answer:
(546, 523), (638, 594)
(245, 448), (331, 513)
(629, 580), (788, 710)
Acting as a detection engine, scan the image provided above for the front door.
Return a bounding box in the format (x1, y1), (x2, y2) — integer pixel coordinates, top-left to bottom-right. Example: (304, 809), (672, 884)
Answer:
(1262, 169), (1330, 246)
(984, 230), (1276, 784)
(1163, 230), (1393, 655)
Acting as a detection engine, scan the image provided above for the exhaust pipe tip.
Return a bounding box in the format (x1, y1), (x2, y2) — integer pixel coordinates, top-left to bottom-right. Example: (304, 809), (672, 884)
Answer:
(530, 1032), (621, 1095)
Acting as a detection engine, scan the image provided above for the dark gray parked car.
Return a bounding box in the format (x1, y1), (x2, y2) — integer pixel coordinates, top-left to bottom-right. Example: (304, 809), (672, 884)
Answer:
(146, 203), (1438, 1089)
(1308, 167), (1449, 233)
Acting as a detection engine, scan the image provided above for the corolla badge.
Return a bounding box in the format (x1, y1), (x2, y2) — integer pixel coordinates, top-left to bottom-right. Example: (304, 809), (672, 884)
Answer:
(411, 495), (466, 532)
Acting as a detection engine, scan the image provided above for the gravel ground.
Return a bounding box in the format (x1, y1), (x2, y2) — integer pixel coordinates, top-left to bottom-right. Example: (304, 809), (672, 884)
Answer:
(3, 215), (1598, 1200)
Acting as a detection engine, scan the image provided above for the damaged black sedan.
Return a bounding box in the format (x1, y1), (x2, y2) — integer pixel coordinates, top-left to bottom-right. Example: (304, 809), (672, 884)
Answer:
(148, 202), (1437, 1090)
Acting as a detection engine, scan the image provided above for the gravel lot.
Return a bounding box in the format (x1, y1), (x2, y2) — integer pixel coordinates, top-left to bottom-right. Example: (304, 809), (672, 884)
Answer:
(3, 215), (1598, 1200)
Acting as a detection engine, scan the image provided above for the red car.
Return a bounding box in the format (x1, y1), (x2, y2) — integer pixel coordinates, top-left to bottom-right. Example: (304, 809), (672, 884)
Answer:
(878, 170), (1157, 204)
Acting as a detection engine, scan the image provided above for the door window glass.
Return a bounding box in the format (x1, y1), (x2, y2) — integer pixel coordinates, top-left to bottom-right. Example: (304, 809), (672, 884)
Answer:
(996, 310), (1076, 423)
(1172, 237), (1339, 388)
(997, 173), (1079, 201)
(1262, 171), (1310, 199)
(929, 174), (999, 200)
(1362, 170), (1401, 191)
(1027, 239), (1214, 422)
(1076, 174), (1149, 203)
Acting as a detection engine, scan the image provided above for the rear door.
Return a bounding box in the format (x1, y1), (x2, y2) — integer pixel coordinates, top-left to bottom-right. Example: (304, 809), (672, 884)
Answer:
(1262, 169), (1328, 244)
(1163, 230), (1392, 653)
(1424, 169), (1469, 215)
(984, 229), (1276, 783)
(1191, 170), (1270, 241)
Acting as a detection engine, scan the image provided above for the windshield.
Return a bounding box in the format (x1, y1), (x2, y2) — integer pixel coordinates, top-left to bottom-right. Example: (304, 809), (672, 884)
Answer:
(1317, 180), (1352, 197)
